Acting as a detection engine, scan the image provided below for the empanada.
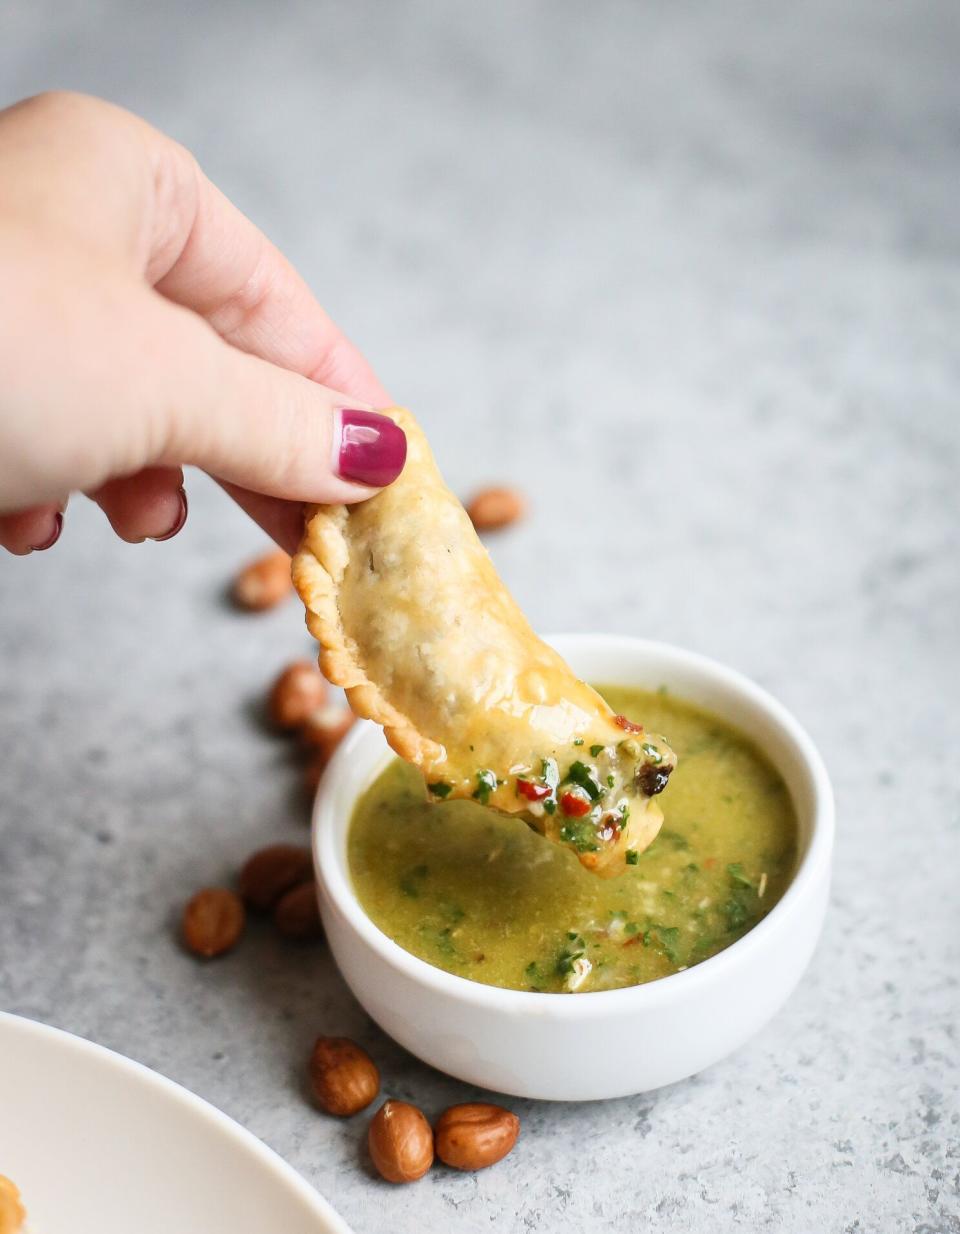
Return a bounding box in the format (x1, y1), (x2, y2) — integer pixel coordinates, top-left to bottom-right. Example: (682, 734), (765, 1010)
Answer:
(292, 408), (675, 876)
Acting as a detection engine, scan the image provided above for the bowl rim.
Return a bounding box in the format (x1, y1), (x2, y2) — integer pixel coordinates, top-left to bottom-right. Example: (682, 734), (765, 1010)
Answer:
(312, 633), (834, 1018)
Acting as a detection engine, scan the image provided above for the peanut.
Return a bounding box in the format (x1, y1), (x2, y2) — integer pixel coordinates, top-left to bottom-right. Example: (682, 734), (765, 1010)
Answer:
(300, 704), (354, 760)
(269, 661), (327, 729)
(231, 548), (292, 611)
(239, 844), (313, 912)
(304, 756), (325, 796)
(274, 880), (323, 942)
(182, 888), (245, 958)
(309, 1036), (380, 1116)
(466, 486), (525, 532)
(434, 1102), (520, 1170)
(368, 1100), (434, 1182)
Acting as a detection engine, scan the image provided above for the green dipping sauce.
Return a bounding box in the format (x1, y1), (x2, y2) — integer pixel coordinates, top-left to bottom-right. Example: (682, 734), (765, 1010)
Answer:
(348, 686), (797, 993)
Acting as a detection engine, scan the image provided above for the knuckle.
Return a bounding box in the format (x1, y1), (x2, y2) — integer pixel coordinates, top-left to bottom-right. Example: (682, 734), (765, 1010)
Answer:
(18, 89), (103, 127)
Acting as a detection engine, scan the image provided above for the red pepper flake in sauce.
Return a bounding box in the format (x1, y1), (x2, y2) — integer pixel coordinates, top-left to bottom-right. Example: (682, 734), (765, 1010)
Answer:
(598, 815), (622, 843)
(559, 790), (592, 818)
(613, 714), (644, 734)
(516, 778), (551, 803)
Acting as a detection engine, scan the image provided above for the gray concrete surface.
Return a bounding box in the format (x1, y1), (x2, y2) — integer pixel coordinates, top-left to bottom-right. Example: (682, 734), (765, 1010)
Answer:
(1, 2), (958, 1231)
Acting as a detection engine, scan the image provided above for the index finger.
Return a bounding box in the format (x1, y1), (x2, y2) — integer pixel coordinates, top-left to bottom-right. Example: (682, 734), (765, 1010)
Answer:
(0, 92), (391, 548)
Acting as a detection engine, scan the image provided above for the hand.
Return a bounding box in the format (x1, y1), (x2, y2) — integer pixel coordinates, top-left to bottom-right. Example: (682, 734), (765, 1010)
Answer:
(0, 92), (406, 556)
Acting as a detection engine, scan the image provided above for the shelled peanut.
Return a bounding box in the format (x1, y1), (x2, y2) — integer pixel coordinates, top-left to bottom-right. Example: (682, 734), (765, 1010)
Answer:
(309, 1037), (381, 1116)
(231, 548), (293, 611)
(181, 888), (245, 958)
(466, 486), (525, 532)
(304, 1037), (520, 1183)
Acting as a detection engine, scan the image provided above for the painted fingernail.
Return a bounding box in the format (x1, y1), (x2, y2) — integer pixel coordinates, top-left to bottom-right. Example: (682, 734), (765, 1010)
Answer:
(31, 511), (63, 552)
(336, 410), (407, 488)
(150, 487), (188, 542)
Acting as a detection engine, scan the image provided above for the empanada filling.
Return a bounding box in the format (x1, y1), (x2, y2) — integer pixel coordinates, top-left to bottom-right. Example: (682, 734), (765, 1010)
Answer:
(426, 728), (675, 877)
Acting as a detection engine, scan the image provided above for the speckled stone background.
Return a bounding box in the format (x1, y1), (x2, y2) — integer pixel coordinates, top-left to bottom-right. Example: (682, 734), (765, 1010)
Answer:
(1, 2), (958, 1231)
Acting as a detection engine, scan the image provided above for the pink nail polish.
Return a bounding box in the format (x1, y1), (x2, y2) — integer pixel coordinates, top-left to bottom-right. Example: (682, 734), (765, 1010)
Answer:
(336, 410), (407, 488)
(31, 511), (63, 552)
(150, 487), (188, 542)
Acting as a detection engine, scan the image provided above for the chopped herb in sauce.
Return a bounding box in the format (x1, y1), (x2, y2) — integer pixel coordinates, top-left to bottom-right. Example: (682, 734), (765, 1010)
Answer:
(524, 960), (544, 990)
(559, 817), (600, 853)
(399, 863), (429, 898)
(431, 926), (459, 958)
(724, 896), (752, 929)
(590, 744), (605, 757)
(651, 924), (681, 961)
(472, 769), (498, 805)
(428, 781), (452, 798)
(556, 936), (586, 976)
(566, 760), (603, 801)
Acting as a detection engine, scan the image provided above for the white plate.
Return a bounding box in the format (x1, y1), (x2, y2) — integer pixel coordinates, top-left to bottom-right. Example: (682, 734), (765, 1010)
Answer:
(0, 1013), (353, 1234)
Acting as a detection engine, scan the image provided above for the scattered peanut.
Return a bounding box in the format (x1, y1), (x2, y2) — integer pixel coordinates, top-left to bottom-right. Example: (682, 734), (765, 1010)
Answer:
(304, 756), (326, 796)
(274, 880), (324, 942)
(0, 1177), (25, 1234)
(368, 1100), (434, 1183)
(309, 1036), (380, 1116)
(300, 704), (354, 765)
(239, 843), (313, 912)
(300, 706), (354, 796)
(466, 486), (525, 532)
(231, 548), (293, 611)
(434, 1102), (520, 1170)
(269, 661), (327, 730)
(300, 703), (354, 749)
(182, 888), (245, 958)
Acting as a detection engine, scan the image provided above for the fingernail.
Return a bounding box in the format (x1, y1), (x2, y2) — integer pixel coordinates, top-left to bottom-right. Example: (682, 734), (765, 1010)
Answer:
(31, 511), (63, 552)
(336, 410), (407, 488)
(150, 487), (188, 542)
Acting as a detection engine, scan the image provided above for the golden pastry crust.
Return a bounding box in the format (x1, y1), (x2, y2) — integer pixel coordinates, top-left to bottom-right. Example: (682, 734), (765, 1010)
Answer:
(0, 1176), (25, 1234)
(293, 407), (675, 876)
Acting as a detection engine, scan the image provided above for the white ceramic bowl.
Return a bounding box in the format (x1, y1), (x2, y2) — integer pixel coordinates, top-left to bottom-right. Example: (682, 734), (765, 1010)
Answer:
(312, 635), (833, 1101)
